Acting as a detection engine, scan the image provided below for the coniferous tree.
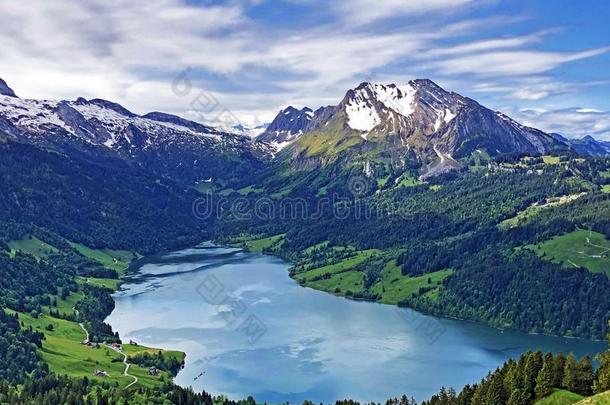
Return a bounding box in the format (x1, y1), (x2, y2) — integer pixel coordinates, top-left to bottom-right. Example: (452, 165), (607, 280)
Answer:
(523, 351), (543, 400)
(594, 351), (610, 394)
(507, 388), (529, 405)
(562, 353), (578, 392)
(553, 352), (566, 388)
(535, 353), (555, 398)
(575, 356), (594, 396)
(485, 373), (506, 405)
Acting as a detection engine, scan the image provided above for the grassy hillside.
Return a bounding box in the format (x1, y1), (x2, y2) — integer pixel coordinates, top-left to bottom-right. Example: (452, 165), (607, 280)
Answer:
(527, 229), (610, 275)
(11, 311), (178, 389)
(8, 235), (58, 259)
(371, 262), (453, 304)
(574, 390), (610, 404)
(535, 390), (584, 405)
(69, 242), (139, 275)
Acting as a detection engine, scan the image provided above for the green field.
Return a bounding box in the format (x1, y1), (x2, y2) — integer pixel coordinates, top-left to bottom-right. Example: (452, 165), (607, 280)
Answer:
(527, 229), (610, 275)
(294, 251), (452, 303)
(535, 390), (583, 405)
(371, 261), (453, 304)
(295, 249), (380, 282)
(228, 234), (285, 252)
(500, 205), (542, 228)
(122, 344), (186, 389)
(69, 242), (139, 274)
(305, 270), (366, 295)
(500, 193), (587, 229)
(574, 390), (610, 404)
(395, 174), (423, 188)
(10, 310), (180, 389)
(77, 276), (122, 290)
(8, 235), (58, 259)
(244, 234), (285, 252)
(602, 185), (610, 194)
(192, 181), (214, 194)
(542, 155), (561, 164)
(237, 184), (265, 195)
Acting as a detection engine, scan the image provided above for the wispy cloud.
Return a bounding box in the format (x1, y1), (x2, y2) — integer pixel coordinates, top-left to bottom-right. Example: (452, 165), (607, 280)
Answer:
(505, 107), (610, 140)
(0, 0), (609, 136)
(332, 0), (476, 26)
(430, 47), (610, 76)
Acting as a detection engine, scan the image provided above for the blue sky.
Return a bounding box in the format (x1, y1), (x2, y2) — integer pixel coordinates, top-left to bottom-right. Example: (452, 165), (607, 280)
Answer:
(1, 0), (609, 139)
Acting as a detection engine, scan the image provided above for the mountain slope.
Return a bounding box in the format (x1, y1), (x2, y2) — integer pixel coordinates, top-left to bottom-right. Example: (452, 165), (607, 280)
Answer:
(257, 106), (315, 150)
(568, 135), (610, 157)
(0, 136), (205, 252)
(265, 79), (569, 176)
(0, 78), (16, 97)
(0, 79), (271, 185)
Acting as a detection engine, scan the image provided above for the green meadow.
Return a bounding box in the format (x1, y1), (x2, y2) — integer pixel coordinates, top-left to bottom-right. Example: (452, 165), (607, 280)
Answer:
(527, 229), (610, 275)
(535, 389), (583, 405)
(8, 235), (58, 259)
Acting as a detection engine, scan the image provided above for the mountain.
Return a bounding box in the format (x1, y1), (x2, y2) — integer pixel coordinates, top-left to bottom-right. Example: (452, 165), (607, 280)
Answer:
(0, 78), (16, 97)
(257, 106), (316, 150)
(567, 135), (610, 157)
(0, 79), (271, 184)
(232, 123), (269, 138)
(266, 79), (569, 176)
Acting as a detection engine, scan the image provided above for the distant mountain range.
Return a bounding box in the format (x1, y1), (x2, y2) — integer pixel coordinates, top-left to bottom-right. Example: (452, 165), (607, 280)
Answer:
(259, 79), (609, 175)
(1, 77), (609, 185)
(0, 79), (270, 185)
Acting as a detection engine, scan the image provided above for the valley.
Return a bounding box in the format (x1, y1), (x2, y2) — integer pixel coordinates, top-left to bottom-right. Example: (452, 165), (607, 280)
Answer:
(2, 75), (610, 404)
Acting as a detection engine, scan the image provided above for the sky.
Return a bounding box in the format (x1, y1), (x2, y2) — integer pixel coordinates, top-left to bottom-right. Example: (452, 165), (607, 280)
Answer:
(1, 0), (610, 139)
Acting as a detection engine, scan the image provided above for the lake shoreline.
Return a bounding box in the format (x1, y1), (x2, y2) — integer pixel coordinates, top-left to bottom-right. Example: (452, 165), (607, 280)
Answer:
(106, 242), (606, 403)
(230, 240), (607, 344)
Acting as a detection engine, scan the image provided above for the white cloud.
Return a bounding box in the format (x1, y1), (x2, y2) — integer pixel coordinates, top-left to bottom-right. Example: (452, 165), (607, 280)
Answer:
(419, 30), (555, 59)
(506, 107), (610, 140)
(431, 47), (610, 76)
(333, 0), (476, 26)
(0, 0), (608, 139)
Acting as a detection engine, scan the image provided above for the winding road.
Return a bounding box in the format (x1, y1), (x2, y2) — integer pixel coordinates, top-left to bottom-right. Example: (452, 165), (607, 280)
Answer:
(79, 322), (138, 388)
(106, 342), (139, 389)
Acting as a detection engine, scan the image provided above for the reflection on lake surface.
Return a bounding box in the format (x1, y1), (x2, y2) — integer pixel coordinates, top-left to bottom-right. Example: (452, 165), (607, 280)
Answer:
(106, 243), (606, 403)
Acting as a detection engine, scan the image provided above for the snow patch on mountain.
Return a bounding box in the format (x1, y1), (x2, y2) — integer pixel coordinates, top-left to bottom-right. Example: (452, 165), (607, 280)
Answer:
(345, 94), (381, 132)
(374, 83), (416, 117)
(0, 95), (70, 133)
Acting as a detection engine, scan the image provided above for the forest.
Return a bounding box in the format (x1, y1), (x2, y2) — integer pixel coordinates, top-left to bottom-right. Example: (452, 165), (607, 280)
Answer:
(2, 133), (610, 403)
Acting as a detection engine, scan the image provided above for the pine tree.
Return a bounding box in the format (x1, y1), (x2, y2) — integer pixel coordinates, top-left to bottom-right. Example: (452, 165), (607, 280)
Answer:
(535, 353), (555, 398)
(507, 388), (529, 405)
(562, 353), (578, 392)
(553, 352), (566, 388)
(523, 351), (543, 400)
(485, 373), (506, 405)
(594, 351), (610, 394)
(575, 355), (594, 396)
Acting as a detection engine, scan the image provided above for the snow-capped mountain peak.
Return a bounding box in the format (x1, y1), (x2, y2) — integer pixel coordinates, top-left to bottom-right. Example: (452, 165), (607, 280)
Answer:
(344, 82), (417, 132)
(341, 80), (461, 134)
(264, 78), (570, 168)
(0, 79), (271, 183)
(257, 106), (315, 150)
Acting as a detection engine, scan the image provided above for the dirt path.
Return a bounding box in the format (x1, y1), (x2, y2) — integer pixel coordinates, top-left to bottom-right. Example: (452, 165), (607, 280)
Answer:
(106, 343), (138, 389)
(78, 322), (89, 342)
(79, 322), (138, 389)
(587, 230), (610, 255)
